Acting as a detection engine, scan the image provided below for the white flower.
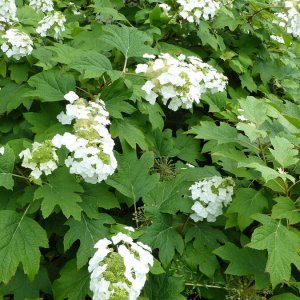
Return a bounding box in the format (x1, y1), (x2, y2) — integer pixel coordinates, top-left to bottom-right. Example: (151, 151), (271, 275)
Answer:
(19, 140), (58, 179)
(274, 1), (300, 39)
(135, 64), (148, 73)
(0, 0), (18, 30)
(89, 233), (153, 300)
(64, 91), (79, 103)
(36, 11), (66, 39)
(177, 0), (220, 24)
(1, 29), (33, 60)
(0, 146), (4, 155)
(189, 176), (235, 222)
(159, 3), (171, 12)
(53, 95), (117, 183)
(136, 53), (227, 111)
(29, 0), (54, 12)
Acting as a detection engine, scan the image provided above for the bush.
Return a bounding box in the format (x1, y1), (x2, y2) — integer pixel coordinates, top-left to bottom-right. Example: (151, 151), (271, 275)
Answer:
(0, 0), (300, 299)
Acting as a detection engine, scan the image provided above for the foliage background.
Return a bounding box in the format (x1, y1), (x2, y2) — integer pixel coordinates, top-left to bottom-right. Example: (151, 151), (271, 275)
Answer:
(1, 0), (300, 299)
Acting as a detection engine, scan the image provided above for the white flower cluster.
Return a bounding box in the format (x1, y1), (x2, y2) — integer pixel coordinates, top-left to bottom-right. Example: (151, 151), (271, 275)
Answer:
(1, 28), (33, 60)
(0, 0), (18, 30)
(88, 232), (154, 300)
(29, 0), (54, 12)
(136, 53), (227, 111)
(177, 0), (220, 23)
(36, 11), (66, 39)
(52, 91), (117, 184)
(0, 146), (4, 155)
(189, 176), (235, 222)
(273, 1), (300, 39)
(19, 140), (58, 179)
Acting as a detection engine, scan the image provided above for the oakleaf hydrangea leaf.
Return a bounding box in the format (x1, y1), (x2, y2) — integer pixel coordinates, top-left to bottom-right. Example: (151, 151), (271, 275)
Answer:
(34, 167), (83, 220)
(106, 151), (160, 202)
(53, 260), (91, 300)
(227, 188), (269, 231)
(141, 210), (184, 266)
(100, 25), (155, 59)
(248, 214), (300, 287)
(269, 136), (299, 168)
(64, 214), (115, 269)
(0, 210), (48, 284)
(0, 145), (15, 190)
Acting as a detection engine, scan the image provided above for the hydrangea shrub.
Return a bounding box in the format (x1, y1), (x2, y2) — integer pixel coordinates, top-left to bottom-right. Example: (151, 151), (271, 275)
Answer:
(0, 0), (300, 299)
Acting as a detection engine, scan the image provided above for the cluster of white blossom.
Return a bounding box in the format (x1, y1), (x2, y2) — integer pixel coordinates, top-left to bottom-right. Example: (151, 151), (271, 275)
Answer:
(0, 146), (4, 155)
(88, 231), (153, 300)
(51, 91), (117, 184)
(189, 176), (235, 222)
(36, 11), (66, 39)
(136, 53), (227, 111)
(177, 0), (220, 23)
(273, 1), (300, 40)
(0, 0), (18, 31)
(1, 28), (33, 60)
(29, 0), (54, 12)
(19, 140), (58, 179)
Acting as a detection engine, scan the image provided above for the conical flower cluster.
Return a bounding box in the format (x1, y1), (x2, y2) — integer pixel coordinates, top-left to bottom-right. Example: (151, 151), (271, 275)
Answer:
(52, 92), (117, 184)
(88, 232), (154, 300)
(189, 176), (235, 222)
(136, 53), (227, 111)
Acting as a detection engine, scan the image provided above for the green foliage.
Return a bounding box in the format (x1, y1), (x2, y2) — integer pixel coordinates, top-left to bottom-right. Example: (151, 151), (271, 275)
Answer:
(0, 210), (48, 284)
(248, 215), (300, 288)
(1, 0), (300, 298)
(34, 167), (83, 220)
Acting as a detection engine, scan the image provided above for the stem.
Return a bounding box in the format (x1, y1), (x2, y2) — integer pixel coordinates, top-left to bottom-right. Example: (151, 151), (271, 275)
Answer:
(185, 283), (226, 290)
(122, 56), (128, 73)
(180, 215), (190, 234)
(133, 200), (139, 228)
(257, 135), (266, 163)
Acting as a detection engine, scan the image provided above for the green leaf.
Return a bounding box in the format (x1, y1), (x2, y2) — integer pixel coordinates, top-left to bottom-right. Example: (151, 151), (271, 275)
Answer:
(227, 188), (269, 231)
(9, 64), (29, 84)
(34, 167), (83, 220)
(188, 121), (238, 144)
(64, 214), (115, 269)
(100, 25), (155, 59)
(143, 176), (193, 215)
(80, 183), (120, 219)
(183, 243), (219, 278)
(185, 225), (226, 277)
(0, 145), (15, 190)
(272, 197), (300, 225)
(248, 214), (300, 287)
(143, 274), (185, 300)
(27, 69), (76, 102)
(0, 210), (48, 284)
(106, 151), (159, 201)
(111, 118), (149, 150)
(239, 72), (257, 92)
(270, 293), (300, 300)
(148, 129), (179, 158)
(52, 260), (91, 300)
(0, 81), (31, 113)
(214, 242), (269, 289)
(0, 267), (51, 300)
(68, 51), (112, 79)
(101, 79), (135, 119)
(141, 210), (184, 266)
(138, 102), (165, 131)
(269, 136), (299, 168)
(238, 97), (268, 126)
(175, 130), (203, 164)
